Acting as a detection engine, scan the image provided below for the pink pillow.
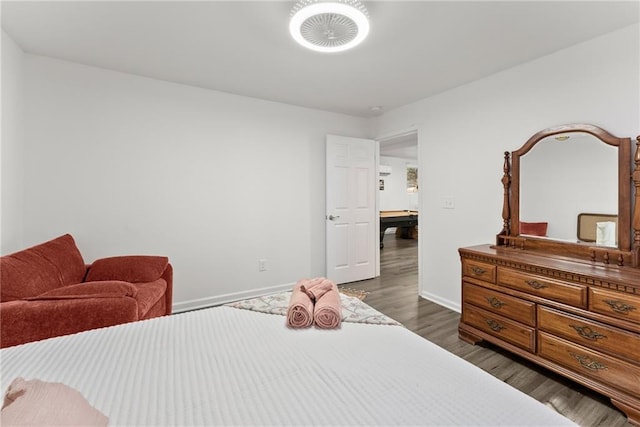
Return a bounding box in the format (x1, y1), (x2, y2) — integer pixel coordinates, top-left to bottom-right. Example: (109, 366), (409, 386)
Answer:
(1, 377), (108, 426)
(25, 281), (138, 301)
(520, 221), (548, 236)
(85, 255), (169, 283)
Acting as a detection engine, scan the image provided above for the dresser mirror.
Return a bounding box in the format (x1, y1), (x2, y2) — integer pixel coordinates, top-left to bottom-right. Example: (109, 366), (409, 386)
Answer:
(498, 123), (638, 266)
(520, 132), (618, 244)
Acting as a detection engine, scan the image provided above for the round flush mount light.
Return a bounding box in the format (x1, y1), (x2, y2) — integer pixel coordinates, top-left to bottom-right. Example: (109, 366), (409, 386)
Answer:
(289, 0), (370, 53)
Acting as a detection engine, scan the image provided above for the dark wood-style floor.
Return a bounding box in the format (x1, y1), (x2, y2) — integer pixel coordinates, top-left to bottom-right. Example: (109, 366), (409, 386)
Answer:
(348, 234), (630, 427)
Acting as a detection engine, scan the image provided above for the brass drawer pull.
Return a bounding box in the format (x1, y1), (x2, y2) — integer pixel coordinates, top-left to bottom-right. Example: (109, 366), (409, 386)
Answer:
(525, 279), (548, 290)
(485, 319), (505, 332)
(470, 266), (486, 275)
(485, 296), (506, 309)
(570, 352), (607, 371)
(569, 324), (607, 341)
(603, 299), (637, 315)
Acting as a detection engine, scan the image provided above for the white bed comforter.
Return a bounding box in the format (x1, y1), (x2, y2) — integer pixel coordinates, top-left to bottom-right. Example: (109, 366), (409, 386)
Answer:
(1, 305), (575, 426)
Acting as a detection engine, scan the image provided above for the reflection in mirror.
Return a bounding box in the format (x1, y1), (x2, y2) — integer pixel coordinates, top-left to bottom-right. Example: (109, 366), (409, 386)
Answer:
(520, 132), (618, 245)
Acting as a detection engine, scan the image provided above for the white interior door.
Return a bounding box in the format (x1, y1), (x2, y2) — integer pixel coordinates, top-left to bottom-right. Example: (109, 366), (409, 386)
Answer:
(326, 135), (376, 284)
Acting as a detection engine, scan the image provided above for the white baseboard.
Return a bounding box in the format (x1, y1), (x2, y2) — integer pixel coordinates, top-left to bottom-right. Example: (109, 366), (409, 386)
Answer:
(419, 290), (461, 313)
(172, 282), (295, 314)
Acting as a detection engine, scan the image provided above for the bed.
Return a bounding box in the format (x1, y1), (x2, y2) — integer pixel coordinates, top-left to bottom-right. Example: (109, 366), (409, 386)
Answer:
(0, 293), (575, 426)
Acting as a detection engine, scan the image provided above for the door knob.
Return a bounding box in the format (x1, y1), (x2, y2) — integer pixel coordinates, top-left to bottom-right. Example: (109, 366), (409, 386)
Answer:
(327, 214), (340, 221)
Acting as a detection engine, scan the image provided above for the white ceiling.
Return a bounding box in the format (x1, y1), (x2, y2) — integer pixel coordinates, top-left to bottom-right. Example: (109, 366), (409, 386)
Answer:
(2, 1), (639, 118)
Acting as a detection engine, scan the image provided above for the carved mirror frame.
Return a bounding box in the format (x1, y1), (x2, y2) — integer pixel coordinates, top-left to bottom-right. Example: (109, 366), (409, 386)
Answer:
(497, 123), (640, 267)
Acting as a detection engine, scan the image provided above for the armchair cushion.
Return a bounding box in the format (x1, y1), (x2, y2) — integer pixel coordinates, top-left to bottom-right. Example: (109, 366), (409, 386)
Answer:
(0, 234), (85, 302)
(25, 281), (138, 301)
(85, 256), (169, 283)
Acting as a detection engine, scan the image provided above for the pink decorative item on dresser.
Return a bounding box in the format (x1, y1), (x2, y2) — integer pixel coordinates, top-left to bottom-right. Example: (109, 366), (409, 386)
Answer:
(0, 234), (173, 348)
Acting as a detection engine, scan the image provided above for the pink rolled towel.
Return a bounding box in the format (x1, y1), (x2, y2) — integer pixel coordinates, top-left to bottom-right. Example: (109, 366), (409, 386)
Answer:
(287, 280), (314, 328)
(313, 280), (342, 329)
(300, 277), (333, 301)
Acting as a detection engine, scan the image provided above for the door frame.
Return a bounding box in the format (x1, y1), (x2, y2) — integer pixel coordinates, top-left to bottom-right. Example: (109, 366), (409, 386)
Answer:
(375, 126), (421, 294)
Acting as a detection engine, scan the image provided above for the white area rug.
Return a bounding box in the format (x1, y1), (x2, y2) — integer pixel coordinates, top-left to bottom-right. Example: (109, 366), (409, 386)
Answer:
(225, 291), (401, 326)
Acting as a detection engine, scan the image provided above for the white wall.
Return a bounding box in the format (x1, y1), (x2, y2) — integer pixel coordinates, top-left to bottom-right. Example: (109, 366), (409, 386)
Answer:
(379, 156), (418, 213)
(19, 54), (369, 311)
(1, 30), (25, 254)
(374, 24), (640, 311)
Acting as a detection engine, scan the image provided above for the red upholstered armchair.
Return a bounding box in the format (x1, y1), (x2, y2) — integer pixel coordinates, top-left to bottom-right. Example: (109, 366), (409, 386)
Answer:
(0, 234), (173, 348)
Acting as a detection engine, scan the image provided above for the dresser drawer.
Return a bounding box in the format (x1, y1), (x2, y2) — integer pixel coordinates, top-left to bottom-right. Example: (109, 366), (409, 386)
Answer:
(462, 305), (535, 352)
(462, 259), (496, 283)
(463, 282), (535, 326)
(538, 332), (640, 397)
(497, 269), (587, 308)
(538, 306), (640, 364)
(590, 288), (640, 325)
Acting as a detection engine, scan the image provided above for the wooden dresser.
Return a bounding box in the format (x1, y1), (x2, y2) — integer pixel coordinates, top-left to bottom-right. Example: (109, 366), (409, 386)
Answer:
(459, 124), (640, 425)
(459, 245), (640, 424)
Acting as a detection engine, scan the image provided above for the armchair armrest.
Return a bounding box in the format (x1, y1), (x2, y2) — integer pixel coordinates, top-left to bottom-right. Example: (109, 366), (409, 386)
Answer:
(1, 297), (138, 348)
(161, 263), (173, 315)
(85, 256), (172, 315)
(85, 256), (169, 283)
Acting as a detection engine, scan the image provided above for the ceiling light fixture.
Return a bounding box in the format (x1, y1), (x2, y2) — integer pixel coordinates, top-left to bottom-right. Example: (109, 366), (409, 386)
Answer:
(289, 0), (370, 53)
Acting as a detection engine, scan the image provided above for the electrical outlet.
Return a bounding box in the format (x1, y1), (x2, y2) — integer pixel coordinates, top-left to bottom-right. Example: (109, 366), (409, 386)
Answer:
(258, 259), (267, 272)
(442, 197), (455, 209)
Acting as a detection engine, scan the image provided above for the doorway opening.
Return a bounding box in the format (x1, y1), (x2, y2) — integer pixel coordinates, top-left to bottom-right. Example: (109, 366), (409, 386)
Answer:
(377, 129), (420, 294)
